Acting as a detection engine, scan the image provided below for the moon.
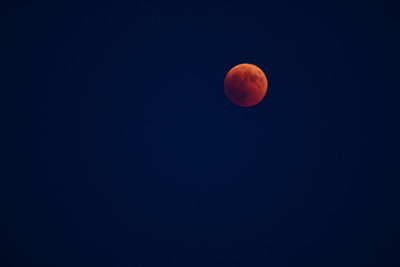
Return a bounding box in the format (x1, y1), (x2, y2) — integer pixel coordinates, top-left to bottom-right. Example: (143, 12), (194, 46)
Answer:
(224, 63), (268, 107)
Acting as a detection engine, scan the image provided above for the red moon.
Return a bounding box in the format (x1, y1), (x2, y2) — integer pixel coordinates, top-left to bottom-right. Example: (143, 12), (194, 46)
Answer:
(224, 63), (268, 107)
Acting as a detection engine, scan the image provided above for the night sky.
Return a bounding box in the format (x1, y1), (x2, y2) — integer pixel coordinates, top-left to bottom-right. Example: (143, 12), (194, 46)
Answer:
(8, 0), (400, 266)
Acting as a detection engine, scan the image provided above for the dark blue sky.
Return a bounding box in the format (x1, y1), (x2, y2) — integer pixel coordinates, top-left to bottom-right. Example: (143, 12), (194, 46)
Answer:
(9, 0), (400, 266)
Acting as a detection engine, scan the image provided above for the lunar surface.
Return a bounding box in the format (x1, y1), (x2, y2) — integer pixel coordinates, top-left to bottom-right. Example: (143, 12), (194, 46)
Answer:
(224, 63), (268, 107)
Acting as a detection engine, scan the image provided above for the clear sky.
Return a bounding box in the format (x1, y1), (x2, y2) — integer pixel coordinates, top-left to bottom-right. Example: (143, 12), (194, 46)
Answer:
(9, 0), (400, 266)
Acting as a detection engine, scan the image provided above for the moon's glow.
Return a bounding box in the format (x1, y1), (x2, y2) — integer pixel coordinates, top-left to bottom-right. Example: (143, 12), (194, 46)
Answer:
(224, 63), (268, 107)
